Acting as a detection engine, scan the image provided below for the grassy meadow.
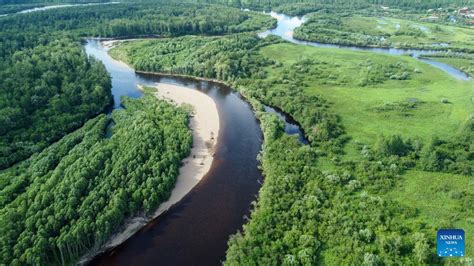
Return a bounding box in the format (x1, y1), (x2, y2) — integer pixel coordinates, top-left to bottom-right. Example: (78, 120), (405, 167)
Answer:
(260, 42), (474, 258)
(388, 170), (474, 257)
(111, 34), (473, 262)
(260, 43), (474, 144)
(295, 14), (474, 52)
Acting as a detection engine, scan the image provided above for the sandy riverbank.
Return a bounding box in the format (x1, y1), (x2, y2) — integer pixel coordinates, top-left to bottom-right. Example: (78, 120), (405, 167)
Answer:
(148, 82), (220, 217)
(78, 82), (219, 264)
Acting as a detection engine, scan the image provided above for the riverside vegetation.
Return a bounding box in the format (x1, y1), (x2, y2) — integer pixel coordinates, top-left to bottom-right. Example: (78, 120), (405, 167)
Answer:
(294, 14), (474, 52)
(0, 95), (192, 265)
(287, 1), (474, 76)
(111, 29), (474, 264)
(423, 53), (474, 77)
(1, 0), (473, 264)
(0, 2), (273, 265)
(0, 2), (272, 169)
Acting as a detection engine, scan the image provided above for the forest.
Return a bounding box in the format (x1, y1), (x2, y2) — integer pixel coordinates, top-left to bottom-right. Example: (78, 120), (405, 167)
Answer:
(226, 108), (439, 265)
(0, 3), (274, 38)
(0, 3), (43, 14)
(0, 38), (112, 169)
(1, 0), (473, 264)
(0, 94), (192, 265)
(0, 2), (274, 264)
(191, 0), (474, 11)
(0, 2), (272, 168)
(112, 25), (473, 263)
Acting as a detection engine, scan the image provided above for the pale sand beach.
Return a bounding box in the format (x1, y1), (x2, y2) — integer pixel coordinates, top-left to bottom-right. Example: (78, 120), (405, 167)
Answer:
(79, 82), (219, 264)
(149, 82), (220, 217)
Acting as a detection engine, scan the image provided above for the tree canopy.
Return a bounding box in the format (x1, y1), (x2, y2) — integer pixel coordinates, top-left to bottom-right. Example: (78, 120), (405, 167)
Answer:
(0, 94), (192, 265)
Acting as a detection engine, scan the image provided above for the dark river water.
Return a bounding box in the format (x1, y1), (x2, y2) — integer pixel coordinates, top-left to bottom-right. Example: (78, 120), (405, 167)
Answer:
(264, 105), (309, 144)
(85, 39), (303, 266)
(84, 8), (471, 265)
(258, 12), (471, 81)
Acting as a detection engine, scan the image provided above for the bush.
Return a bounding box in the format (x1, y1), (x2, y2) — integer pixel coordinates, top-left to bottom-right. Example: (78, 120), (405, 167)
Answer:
(374, 135), (413, 157)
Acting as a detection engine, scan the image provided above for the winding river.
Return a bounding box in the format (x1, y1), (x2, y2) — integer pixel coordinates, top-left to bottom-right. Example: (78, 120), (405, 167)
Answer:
(84, 9), (472, 266)
(85, 40), (302, 265)
(259, 12), (471, 81)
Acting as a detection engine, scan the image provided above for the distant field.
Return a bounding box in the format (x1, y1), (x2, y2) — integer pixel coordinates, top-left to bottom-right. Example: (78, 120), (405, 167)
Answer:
(260, 43), (474, 145)
(294, 14), (474, 52)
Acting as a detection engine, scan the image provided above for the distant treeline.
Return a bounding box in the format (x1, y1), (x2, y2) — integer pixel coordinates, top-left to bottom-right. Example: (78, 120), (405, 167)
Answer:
(4, 0), (473, 10)
(0, 3), (274, 39)
(0, 3), (43, 14)
(187, 0), (474, 10)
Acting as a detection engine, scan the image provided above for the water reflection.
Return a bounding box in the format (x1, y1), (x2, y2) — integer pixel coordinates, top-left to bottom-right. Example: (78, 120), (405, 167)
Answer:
(85, 39), (264, 266)
(258, 11), (305, 41)
(263, 105), (309, 144)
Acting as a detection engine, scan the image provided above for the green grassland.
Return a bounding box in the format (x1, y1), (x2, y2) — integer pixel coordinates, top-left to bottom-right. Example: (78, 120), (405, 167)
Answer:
(260, 43), (474, 144)
(349, 16), (474, 49)
(295, 14), (474, 52)
(260, 42), (474, 261)
(388, 170), (474, 257)
(111, 35), (473, 263)
(260, 42), (474, 259)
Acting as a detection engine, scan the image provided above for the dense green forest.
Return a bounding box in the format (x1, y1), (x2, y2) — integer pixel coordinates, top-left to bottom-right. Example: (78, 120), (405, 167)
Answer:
(0, 3), (274, 38)
(112, 30), (473, 263)
(0, 3), (43, 14)
(190, 0), (474, 10)
(109, 35), (278, 81)
(1, 0), (473, 264)
(0, 94), (192, 265)
(0, 2), (273, 168)
(0, 39), (112, 169)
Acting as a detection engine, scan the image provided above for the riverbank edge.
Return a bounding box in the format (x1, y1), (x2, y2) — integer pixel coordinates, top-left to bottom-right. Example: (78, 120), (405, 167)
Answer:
(79, 55), (279, 266)
(135, 70), (311, 142)
(292, 28), (474, 54)
(78, 74), (223, 266)
(418, 55), (473, 77)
